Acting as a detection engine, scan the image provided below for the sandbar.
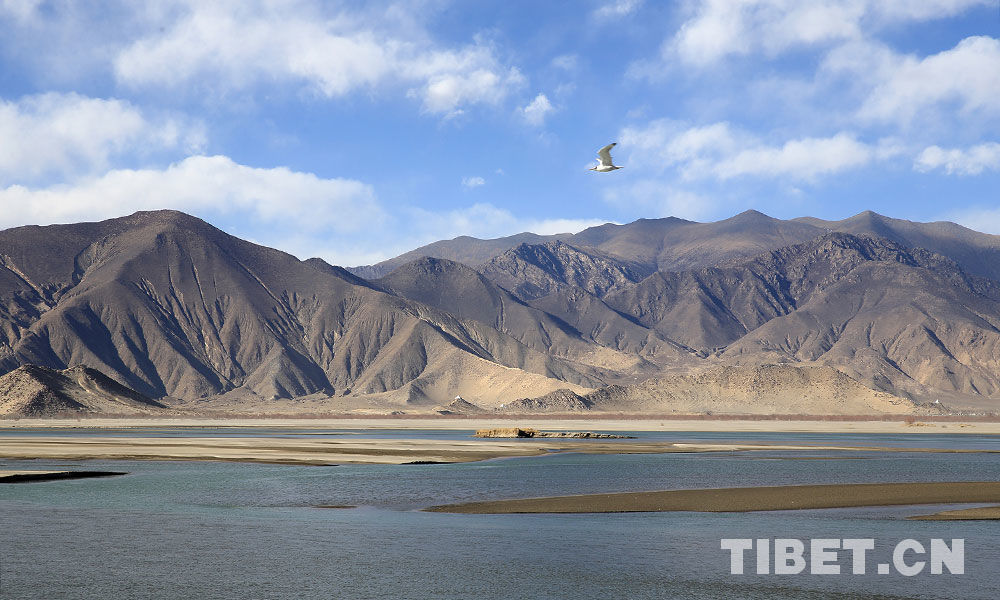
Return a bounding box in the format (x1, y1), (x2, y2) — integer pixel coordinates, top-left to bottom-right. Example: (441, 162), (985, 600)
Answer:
(0, 470), (126, 483)
(425, 481), (1000, 513)
(1, 435), (996, 465)
(909, 505), (1000, 520)
(0, 436), (552, 465)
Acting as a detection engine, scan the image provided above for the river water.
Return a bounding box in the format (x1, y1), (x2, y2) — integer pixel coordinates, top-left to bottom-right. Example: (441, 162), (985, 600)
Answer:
(1, 430), (998, 599)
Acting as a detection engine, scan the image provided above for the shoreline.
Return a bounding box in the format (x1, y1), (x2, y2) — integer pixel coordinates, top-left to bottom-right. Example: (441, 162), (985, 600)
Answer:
(3, 417), (1000, 434)
(1, 435), (997, 466)
(426, 481), (1000, 514)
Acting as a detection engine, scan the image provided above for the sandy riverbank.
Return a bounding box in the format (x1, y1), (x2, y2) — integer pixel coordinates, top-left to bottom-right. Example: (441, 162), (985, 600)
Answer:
(426, 481), (1000, 514)
(0, 436), (555, 465)
(3, 417), (1000, 434)
(1, 435), (996, 466)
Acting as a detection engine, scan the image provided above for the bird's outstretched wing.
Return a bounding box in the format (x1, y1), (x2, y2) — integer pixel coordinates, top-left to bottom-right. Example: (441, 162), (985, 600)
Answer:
(597, 143), (617, 167)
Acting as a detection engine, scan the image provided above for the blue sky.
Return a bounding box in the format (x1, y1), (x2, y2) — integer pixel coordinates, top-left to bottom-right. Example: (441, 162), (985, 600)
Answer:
(1, 0), (998, 266)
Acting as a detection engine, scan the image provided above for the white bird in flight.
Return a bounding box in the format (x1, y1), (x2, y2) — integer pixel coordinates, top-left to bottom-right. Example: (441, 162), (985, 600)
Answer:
(589, 142), (623, 172)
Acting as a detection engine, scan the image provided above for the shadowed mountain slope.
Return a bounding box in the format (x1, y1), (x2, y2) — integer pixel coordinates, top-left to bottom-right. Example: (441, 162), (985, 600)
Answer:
(375, 256), (668, 376)
(0, 211), (597, 407)
(795, 211), (1000, 282)
(347, 232), (568, 279)
(591, 232), (1000, 404)
(603, 233), (999, 354)
(478, 240), (653, 301)
(476, 241), (694, 363)
(0, 364), (166, 416)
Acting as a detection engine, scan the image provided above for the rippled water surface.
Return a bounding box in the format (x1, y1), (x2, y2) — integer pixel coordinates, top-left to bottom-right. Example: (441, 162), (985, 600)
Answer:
(2, 430), (998, 599)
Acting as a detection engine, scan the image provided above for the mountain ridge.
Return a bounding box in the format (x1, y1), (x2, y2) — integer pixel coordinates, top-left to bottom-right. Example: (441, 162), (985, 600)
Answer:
(4, 209), (1000, 415)
(350, 209), (1000, 283)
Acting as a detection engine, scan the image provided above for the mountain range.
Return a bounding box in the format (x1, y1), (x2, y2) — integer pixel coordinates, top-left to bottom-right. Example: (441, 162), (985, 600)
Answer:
(2, 208), (999, 416)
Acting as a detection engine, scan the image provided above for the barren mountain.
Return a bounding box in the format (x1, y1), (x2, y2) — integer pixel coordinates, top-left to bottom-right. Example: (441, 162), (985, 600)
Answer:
(375, 256), (657, 375)
(351, 209), (1000, 282)
(347, 232), (567, 279)
(598, 233), (1000, 405)
(0, 211), (596, 410)
(568, 210), (824, 272)
(478, 240), (653, 300)
(0, 364), (166, 417)
(796, 210), (1000, 282)
(512, 365), (925, 415)
(477, 241), (695, 362)
(4, 209), (1000, 415)
(349, 209), (823, 277)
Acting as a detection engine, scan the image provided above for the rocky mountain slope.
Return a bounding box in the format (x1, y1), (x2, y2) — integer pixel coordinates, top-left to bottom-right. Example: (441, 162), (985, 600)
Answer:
(0, 364), (165, 416)
(351, 209), (1000, 281)
(4, 209), (1000, 415)
(0, 211), (597, 411)
(492, 232), (1000, 408)
(504, 365), (925, 415)
(376, 255), (683, 375)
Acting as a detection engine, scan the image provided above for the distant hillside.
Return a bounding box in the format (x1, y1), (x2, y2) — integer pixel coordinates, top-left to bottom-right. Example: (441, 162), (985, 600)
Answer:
(347, 232), (568, 279)
(0, 364), (166, 417)
(795, 211), (1000, 282)
(350, 209), (1000, 282)
(507, 365), (926, 415)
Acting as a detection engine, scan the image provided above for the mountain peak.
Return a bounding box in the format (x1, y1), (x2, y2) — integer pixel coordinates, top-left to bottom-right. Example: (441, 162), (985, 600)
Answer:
(846, 209), (889, 223)
(726, 209), (775, 223)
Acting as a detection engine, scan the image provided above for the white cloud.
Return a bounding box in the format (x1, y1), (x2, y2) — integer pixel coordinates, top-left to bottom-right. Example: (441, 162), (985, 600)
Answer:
(115, 5), (392, 95)
(860, 36), (1000, 125)
(621, 120), (744, 173)
(0, 92), (204, 184)
(462, 176), (486, 188)
(521, 93), (554, 126)
(0, 156), (612, 266)
(113, 1), (524, 116)
(621, 119), (886, 180)
(0, 155), (383, 234)
(915, 143), (1000, 175)
(669, 0), (988, 65)
(713, 132), (877, 179)
(409, 47), (525, 116)
(593, 0), (642, 19)
(0, 0), (42, 21)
